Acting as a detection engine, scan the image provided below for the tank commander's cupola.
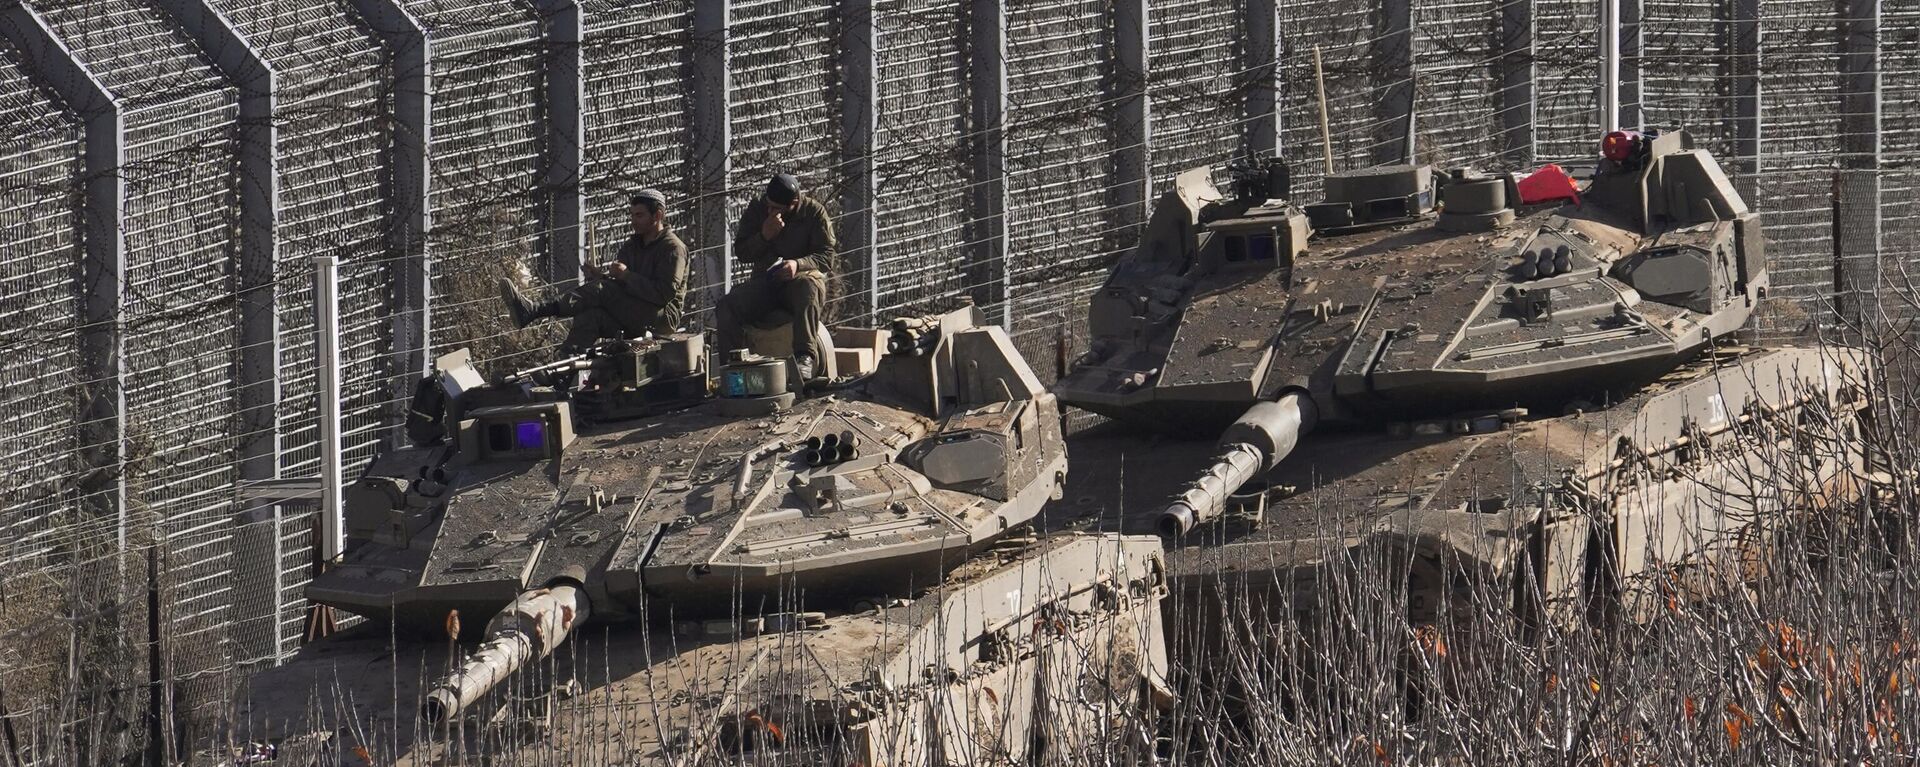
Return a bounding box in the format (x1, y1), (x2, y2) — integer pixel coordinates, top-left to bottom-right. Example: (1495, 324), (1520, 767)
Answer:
(1436, 168), (1518, 232)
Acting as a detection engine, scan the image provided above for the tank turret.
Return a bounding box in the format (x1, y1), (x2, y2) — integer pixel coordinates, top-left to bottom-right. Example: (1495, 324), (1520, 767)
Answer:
(296, 305), (1172, 751)
(1062, 128), (1767, 455)
(1063, 127), (1869, 617)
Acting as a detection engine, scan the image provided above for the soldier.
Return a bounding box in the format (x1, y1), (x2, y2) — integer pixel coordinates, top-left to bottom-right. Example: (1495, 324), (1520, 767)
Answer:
(501, 189), (689, 352)
(717, 172), (836, 382)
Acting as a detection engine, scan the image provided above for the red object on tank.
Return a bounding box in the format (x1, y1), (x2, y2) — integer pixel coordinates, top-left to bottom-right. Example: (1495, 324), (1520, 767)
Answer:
(1517, 163), (1580, 206)
(1602, 130), (1641, 163)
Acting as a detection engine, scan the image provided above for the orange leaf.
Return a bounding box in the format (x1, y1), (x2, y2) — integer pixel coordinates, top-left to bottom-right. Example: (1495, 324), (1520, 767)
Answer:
(1683, 696), (1696, 721)
(1373, 740), (1389, 764)
(1546, 674), (1559, 693)
(764, 721), (785, 745)
(1588, 677), (1602, 695)
(353, 745), (373, 765)
(1892, 671), (1902, 695)
(1724, 717), (1743, 749)
(983, 686), (999, 706)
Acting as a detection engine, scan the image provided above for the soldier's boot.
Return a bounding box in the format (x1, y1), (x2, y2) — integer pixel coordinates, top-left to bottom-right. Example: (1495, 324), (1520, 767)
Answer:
(792, 355), (815, 389)
(500, 279), (538, 328)
(785, 276), (826, 387)
(500, 279), (567, 329)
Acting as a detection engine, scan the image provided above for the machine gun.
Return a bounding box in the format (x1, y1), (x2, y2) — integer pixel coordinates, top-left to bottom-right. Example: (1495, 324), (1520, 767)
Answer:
(547, 334), (709, 421)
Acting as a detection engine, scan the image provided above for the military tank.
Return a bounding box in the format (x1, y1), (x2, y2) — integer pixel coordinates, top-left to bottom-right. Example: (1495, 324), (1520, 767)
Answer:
(267, 306), (1170, 763)
(1058, 129), (1873, 625)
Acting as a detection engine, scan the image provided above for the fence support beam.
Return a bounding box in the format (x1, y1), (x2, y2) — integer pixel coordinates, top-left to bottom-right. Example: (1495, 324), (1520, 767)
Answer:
(1244, 0), (1281, 158)
(839, 0), (879, 320)
(534, 0), (584, 285)
(0, 4), (127, 547)
(313, 256), (344, 562)
(152, 0), (280, 485)
(1836, 0), (1881, 321)
(1112, 0), (1150, 217)
(1618, 0), (1642, 129)
(347, 0), (432, 379)
(1372, 0), (1415, 165)
(1729, 0), (1761, 199)
(967, 0), (1010, 327)
(690, 0), (733, 322)
(1497, 0), (1535, 164)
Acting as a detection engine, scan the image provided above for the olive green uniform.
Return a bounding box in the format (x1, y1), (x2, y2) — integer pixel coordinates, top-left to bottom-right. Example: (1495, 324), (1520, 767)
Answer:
(555, 229), (688, 350)
(717, 194), (836, 361)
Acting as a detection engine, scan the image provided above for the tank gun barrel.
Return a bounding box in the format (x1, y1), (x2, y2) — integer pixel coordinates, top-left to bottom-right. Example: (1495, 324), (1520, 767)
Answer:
(421, 582), (591, 724)
(1157, 392), (1317, 537)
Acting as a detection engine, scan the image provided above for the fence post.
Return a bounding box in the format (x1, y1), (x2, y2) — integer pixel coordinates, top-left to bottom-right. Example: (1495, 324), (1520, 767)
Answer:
(346, 0), (432, 379)
(1498, 0), (1535, 164)
(152, 0), (283, 495)
(534, 0), (585, 286)
(840, 0), (880, 320)
(1244, 0), (1281, 158)
(1618, 0), (1642, 129)
(1836, 0), (1881, 322)
(967, 0), (1010, 327)
(691, 1), (734, 322)
(313, 256), (344, 562)
(1112, 0), (1150, 217)
(1600, 0), (1619, 131)
(1373, 0), (1415, 165)
(1729, 0), (1761, 199)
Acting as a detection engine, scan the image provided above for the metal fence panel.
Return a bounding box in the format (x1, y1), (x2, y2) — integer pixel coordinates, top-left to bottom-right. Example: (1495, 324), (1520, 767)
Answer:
(1414, 0), (1501, 167)
(32, 0), (245, 681)
(872, 1), (971, 318)
(1535, 0), (1600, 163)
(1005, 0), (1115, 360)
(579, 1), (692, 280)
(1147, 0), (1243, 186)
(405, 0), (548, 369)
(0, 50), (83, 567)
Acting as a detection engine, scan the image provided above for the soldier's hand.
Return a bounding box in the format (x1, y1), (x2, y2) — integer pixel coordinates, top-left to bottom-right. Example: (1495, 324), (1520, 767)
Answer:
(582, 261), (604, 278)
(605, 261), (628, 278)
(760, 210), (785, 241)
(772, 259), (799, 281)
